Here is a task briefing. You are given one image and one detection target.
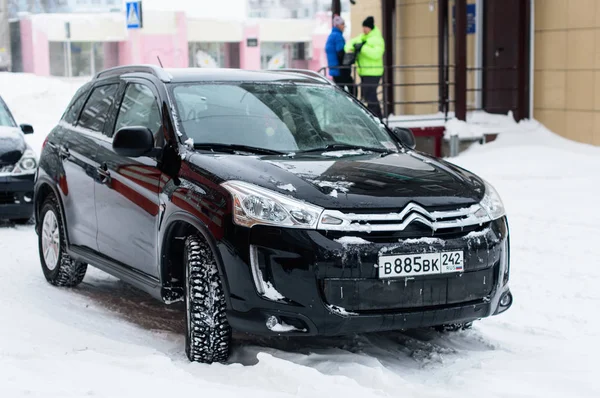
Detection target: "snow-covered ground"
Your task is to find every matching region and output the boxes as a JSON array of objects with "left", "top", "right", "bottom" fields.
[{"left": 1, "top": 73, "right": 599, "bottom": 397}]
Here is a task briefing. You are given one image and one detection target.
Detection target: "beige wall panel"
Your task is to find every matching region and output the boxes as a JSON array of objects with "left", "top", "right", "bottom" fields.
[
  {"left": 568, "top": 0, "right": 596, "bottom": 29},
  {"left": 595, "top": 71, "right": 600, "bottom": 109},
  {"left": 594, "top": 113, "right": 600, "bottom": 144},
  {"left": 567, "top": 29, "right": 595, "bottom": 70},
  {"left": 535, "top": 109, "right": 566, "bottom": 135},
  {"left": 594, "top": 30, "right": 600, "bottom": 68},
  {"left": 400, "top": 37, "right": 436, "bottom": 65},
  {"left": 565, "top": 111, "right": 594, "bottom": 143},
  {"left": 535, "top": 31, "right": 567, "bottom": 70},
  {"left": 536, "top": 0, "right": 567, "bottom": 31},
  {"left": 566, "top": 71, "right": 594, "bottom": 110},
  {"left": 401, "top": 3, "right": 437, "bottom": 39},
  {"left": 534, "top": 71, "right": 566, "bottom": 109},
  {"left": 349, "top": 1, "right": 381, "bottom": 37}
]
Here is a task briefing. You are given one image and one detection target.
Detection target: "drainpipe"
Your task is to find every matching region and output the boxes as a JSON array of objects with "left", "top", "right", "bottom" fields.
[{"left": 454, "top": 0, "right": 467, "bottom": 122}]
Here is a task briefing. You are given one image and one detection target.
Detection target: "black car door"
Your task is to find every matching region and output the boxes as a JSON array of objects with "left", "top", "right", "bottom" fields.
[
  {"left": 94, "top": 79, "right": 163, "bottom": 277},
  {"left": 60, "top": 82, "right": 120, "bottom": 251}
]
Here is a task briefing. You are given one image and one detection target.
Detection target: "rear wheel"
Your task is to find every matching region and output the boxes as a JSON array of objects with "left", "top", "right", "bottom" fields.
[
  {"left": 38, "top": 196, "right": 87, "bottom": 287},
  {"left": 184, "top": 235, "right": 231, "bottom": 363}
]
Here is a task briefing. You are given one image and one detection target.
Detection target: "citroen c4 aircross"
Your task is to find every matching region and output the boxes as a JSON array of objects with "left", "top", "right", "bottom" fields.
[{"left": 33, "top": 65, "right": 512, "bottom": 363}]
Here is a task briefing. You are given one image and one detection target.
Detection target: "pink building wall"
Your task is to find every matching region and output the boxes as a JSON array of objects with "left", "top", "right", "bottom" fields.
[
  {"left": 19, "top": 12, "right": 328, "bottom": 76},
  {"left": 20, "top": 18, "right": 51, "bottom": 76},
  {"left": 240, "top": 25, "right": 260, "bottom": 70},
  {"left": 20, "top": 19, "right": 34, "bottom": 74}
]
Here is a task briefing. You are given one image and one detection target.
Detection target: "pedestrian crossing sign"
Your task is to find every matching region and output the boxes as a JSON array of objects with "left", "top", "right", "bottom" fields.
[{"left": 126, "top": 1, "right": 143, "bottom": 29}]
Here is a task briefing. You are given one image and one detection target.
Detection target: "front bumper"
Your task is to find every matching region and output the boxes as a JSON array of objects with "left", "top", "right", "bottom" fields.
[
  {"left": 219, "top": 216, "right": 512, "bottom": 336},
  {"left": 0, "top": 174, "right": 35, "bottom": 220}
]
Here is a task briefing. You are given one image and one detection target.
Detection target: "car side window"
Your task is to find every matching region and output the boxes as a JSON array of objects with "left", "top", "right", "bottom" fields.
[
  {"left": 114, "top": 83, "right": 162, "bottom": 146},
  {"left": 77, "top": 84, "right": 119, "bottom": 133},
  {"left": 62, "top": 92, "right": 89, "bottom": 125}
]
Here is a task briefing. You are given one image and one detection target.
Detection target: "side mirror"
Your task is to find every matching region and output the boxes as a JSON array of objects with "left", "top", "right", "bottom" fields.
[
  {"left": 20, "top": 124, "right": 34, "bottom": 134},
  {"left": 392, "top": 127, "right": 416, "bottom": 149},
  {"left": 112, "top": 126, "right": 154, "bottom": 158}
]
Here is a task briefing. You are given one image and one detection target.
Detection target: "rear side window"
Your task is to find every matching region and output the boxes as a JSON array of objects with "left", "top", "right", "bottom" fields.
[
  {"left": 0, "top": 98, "right": 16, "bottom": 127},
  {"left": 77, "top": 84, "right": 119, "bottom": 133},
  {"left": 63, "top": 92, "right": 89, "bottom": 125}
]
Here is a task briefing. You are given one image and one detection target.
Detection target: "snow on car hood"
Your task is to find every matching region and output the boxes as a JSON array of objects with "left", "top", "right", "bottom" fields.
[
  {"left": 185, "top": 150, "right": 486, "bottom": 210},
  {"left": 0, "top": 126, "right": 26, "bottom": 166}
]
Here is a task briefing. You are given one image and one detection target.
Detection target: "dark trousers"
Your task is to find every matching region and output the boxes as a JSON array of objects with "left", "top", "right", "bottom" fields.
[
  {"left": 360, "top": 75, "right": 382, "bottom": 118},
  {"left": 333, "top": 74, "right": 357, "bottom": 97}
]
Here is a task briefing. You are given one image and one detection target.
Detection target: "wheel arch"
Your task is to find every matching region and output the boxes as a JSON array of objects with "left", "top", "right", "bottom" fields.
[
  {"left": 34, "top": 179, "right": 69, "bottom": 245},
  {"left": 159, "top": 211, "right": 231, "bottom": 306}
]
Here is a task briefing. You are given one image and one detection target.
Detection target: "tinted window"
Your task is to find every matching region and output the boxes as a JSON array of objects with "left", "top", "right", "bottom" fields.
[
  {"left": 0, "top": 98, "right": 16, "bottom": 127},
  {"left": 78, "top": 84, "right": 119, "bottom": 133},
  {"left": 63, "top": 92, "right": 89, "bottom": 125},
  {"left": 170, "top": 83, "right": 396, "bottom": 153},
  {"left": 114, "top": 83, "right": 162, "bottom": 144}
]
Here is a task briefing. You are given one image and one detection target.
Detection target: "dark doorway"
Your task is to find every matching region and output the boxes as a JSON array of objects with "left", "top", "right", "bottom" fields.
[{"left": 482, "top": 0, "right": 531, "bottom": 120}]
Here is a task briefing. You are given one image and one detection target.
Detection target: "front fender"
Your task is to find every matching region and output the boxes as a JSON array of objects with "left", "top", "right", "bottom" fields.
[{"left": 159, "top": 209, "right": 233, "bottom": 308}]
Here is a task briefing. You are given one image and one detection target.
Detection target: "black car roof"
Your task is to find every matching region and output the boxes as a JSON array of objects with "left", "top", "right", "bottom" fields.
[{"left": 94, "top": 65, "right": 331, "bottom": 85}]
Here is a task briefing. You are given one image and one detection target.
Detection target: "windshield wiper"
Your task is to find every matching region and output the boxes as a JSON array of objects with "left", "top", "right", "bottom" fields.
[
  {"left": 299, "top": 143, "right": 391, "bottom": 154},
  {"left": 193, "top": 143, "right": 285, "bottom": 155}
]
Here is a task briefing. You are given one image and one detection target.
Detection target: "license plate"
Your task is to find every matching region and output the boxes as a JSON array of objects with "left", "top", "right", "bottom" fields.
[{"left": 378, "top": 251, "right": 464, "bottom": 279}]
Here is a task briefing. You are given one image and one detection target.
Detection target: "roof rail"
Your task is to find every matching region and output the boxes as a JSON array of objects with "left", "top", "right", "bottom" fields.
[
  {"left": 266, "top": 68, "right": 334, "bottom": 85},
  {"left": 95, "top": 64, "right": 172, "bottom": 82}
]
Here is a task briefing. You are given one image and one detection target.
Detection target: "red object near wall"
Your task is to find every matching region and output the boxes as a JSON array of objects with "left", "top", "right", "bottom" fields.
[{"left": 408, "top": 126, "right": 445, "bottom": 158}]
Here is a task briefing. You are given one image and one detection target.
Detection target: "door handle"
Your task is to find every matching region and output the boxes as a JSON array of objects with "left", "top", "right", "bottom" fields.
[
  {"left": 59, "top": 145, "right": 70, "bottom": 160},
  {"left": 97, "top": 163, "right": 111, "bottom": 184}
]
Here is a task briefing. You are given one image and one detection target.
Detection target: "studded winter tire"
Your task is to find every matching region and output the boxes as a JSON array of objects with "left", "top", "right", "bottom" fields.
[
  {"left": 38, "top": 196, "right": 87, "bottom": 287},
  {"left": 184, "top": 235, "right": 231, "bottom": 363}
]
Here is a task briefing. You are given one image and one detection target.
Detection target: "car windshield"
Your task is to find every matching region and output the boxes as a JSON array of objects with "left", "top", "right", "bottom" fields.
[
  {"left": 170, "top": 83, "right": 398, "bottom": 154},
  {"left": 0, "top": 99, "right": 16, "bottom": 127}
]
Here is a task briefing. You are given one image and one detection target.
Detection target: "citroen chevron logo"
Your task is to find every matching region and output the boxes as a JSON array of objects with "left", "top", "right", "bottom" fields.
[{"left": 396, "top": 203, "right": 436, "bottom": 230}]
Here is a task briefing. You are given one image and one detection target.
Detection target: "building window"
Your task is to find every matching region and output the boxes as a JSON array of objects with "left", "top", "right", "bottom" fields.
[{"left": 292, "top": 42, "right": 305, "bottom": 60}]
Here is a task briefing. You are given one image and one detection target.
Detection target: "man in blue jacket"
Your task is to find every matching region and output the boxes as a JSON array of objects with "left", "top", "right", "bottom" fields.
[{"left": 325, "top": 15, "right": 356, "bottom": 96}]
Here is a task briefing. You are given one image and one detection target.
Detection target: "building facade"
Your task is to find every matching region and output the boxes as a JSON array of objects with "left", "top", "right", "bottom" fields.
[
  {"left": 348, "top": 0, "right": 600, "bottom": 146},
  {"left": 10, "top": 9, "right": 344, "bottom": 77}
]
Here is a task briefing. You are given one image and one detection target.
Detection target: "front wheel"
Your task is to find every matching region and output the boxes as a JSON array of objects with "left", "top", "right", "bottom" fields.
[
  {"left": 184, "top": 235, "right": 231, "bottom": 363},
  {"left": 38, "top": 196, "right": 87, "bottom": 287}
]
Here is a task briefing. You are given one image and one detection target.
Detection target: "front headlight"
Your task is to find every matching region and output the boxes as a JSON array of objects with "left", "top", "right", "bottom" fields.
[
  {"left": 221, "top": 180, "right": 323, "bottom": 228},
  {"left": 12, "top": 149, "right": 37, "bottom": 175},
  {"left": 480, "top": 180, "right": 505, "bottom": 220}
]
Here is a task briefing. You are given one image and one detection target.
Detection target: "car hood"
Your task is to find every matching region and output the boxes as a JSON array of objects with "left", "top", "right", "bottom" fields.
[
  {"left": 185, "top": 150, "right": 486, "bottom": 210},
  {"left": 0, "top": 126, "right": 26, "bottom": 166}
]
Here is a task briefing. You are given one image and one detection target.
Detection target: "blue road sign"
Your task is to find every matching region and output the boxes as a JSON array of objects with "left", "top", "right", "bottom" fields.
[
  {"left": 126, "top": 1, "right": 143, "bottom": 29},
  {"left": 452, "top": 4, "right": 476, "bottom": 35}
]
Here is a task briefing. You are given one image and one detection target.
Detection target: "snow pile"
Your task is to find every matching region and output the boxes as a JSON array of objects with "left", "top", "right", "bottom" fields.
[
  {"left": 335, "top": 236, "right": 371, "bottom": 245},
  {"left": 388, "top": 110, "right": 522, "bottom": 140}
]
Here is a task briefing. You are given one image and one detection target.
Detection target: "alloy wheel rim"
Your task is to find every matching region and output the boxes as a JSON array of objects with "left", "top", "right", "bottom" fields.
[{"left": 42, "top": 210, "right": 60, "bottom": 271}]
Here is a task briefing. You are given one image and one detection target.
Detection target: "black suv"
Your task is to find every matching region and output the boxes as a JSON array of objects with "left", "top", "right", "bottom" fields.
[
  {"left": 0, "top": 95, "right": 36, "bottom": 223},
  {"left": 34, "top": 65, "right": 512, "bottom": 363}
]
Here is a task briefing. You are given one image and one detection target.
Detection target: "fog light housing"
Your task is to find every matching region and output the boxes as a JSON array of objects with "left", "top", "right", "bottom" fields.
[
  {"left": 266, "top": 316, "right": 279, "bottom": 331},
  {"left": 500, "top": 292, "right": 512, "bottom": 307}
]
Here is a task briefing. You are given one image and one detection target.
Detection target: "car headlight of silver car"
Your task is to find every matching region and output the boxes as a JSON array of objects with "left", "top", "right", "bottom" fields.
[
  {"left": 479, "top": 180, "right": 506, "bottom": 220},
  {"left": 221, "top": 180, "right": 323, "bottom": 228},
  {"left": 12, "top": 149, "right": 37, "bottom": 175}
]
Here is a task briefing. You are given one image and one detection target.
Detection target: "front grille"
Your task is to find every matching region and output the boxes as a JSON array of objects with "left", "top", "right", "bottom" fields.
[
  {"left": 0, "top": 164, "right": 14, "bottom": 174},
  {"left": 317, "top": 202, "right": 489, "bottom": 233},
  {"left": 0, "top": 192, "right": 16, "bottom": 205},
  {"left": 322, "top": 265, "right": 497, "bottom": 313},
  {"left": 320, "top": 222, "right": 488, "bottom": 242}
]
